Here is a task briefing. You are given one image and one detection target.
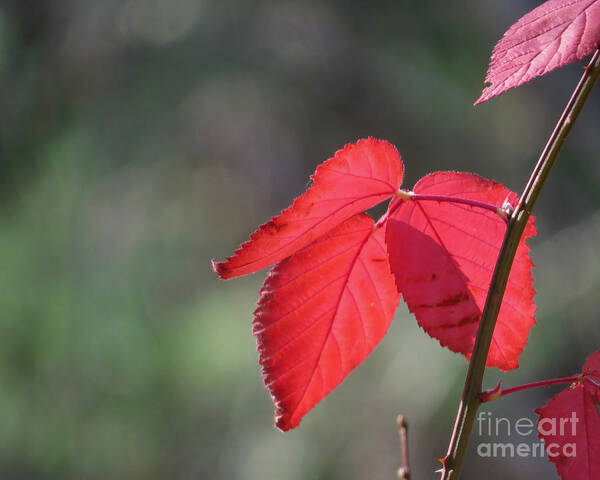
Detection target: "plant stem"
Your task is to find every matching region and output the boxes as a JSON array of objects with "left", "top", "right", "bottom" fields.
[
  {"left": 397, "top": 415, "right": 411, "bottom": 480},
  {"left": 405, "top": 192, "right": 508, "bottom": 222},
  {"left": 375, "top": 191, "right": 508, "bottom": 229},
  {"left": 440, "top": 48, "right": 600, "bottom": 480},
  {"left": 479, "top": 375, "right": 581, "bottom": 403}
]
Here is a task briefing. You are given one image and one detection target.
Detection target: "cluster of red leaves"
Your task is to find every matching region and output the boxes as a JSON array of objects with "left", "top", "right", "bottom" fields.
[
  {"left": 213, "top": 138, "right": 536, "bottom": 431},
  {"left": 213, "top": 0, "right": 600, "bottom": 478}
]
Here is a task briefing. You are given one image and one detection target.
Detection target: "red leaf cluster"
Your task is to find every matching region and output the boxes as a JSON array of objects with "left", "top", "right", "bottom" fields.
[{"left": 213, "top": 139, "right": 536, "bottom": 430}]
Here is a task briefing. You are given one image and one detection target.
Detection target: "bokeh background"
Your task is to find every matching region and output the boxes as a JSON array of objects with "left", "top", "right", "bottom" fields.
[{"left": 1, "top": 1, "right": 599, "bottom": 479}]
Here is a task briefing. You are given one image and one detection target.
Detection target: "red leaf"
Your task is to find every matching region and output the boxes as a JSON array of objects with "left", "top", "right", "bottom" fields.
[
  {"left": 476, "top": 0, "right": 600, "bottom": 104},
  {"left": 536, "top": 351, "right": 600, "bottom": 480},
  {"left": 212, "top": 138, "right": 403, "bottom": 279},
  {"left": 385, "top": 172, "right": 536, "bottom": 370},
  {"left": 254, "top": 213, "right": 400, "bottom": 431}
]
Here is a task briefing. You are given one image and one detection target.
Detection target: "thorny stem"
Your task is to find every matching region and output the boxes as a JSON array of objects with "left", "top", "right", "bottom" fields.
[
  {"left": 441, "top": 48, "right": 600, "bottom": 480},
  {"left": 479, "top": 375, "right": 582, "bottom": 403}
]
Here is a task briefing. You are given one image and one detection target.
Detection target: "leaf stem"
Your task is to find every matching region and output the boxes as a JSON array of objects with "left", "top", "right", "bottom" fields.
[
  {"left": 376, "top": 190, "right": 509, "bottom": 229},
  {"left": 440, "top": 48, "right": 600, "bottom": 480},
  {"left": 479, "top": 375, "right": 582, "bottom": 403},
  {"left": 404, "top": 191, "right": 509, "bottom": 222}
]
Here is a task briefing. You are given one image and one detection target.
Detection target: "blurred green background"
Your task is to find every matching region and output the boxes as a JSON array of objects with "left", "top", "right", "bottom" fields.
[{"left": 1, "top": 1, "right": 599, "bottom": 479}]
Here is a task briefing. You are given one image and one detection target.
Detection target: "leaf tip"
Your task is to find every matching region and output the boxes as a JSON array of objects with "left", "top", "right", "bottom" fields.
[
  {"left": 211, "top": 258, "right": 230, "bottom": 279},
  {"left": 473, "top": 89, "right": 492, "bottom": 106},
  {"left": 274, "top": 408, "right": 297, "bottom": 432}
]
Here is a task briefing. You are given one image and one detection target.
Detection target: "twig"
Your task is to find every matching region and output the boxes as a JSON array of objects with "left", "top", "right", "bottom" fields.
[
  {"left": 479, "top": 375, "right": 582, "bottom": 403},
  {"left": 397, "top": 415, "right": 411, "bottom": 480},
  {"left": 440, "top": 48, "right": 600, "bottom": 480}
]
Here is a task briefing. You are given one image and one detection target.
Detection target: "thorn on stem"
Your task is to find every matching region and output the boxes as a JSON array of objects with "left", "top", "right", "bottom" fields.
[
  {"left": 436, "top": 456, "right": 452, "bottom": 477},
  {"left": 479, "top": 379, "right": 503, "bottom": 403}
]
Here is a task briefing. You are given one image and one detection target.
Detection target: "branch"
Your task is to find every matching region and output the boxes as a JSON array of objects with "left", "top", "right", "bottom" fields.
[
  {"left": 397, "top": 415, "right": 411, "bottom": 480},
  {"left": 440, "top": 48, "right": 600, "bottom": 480}
]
